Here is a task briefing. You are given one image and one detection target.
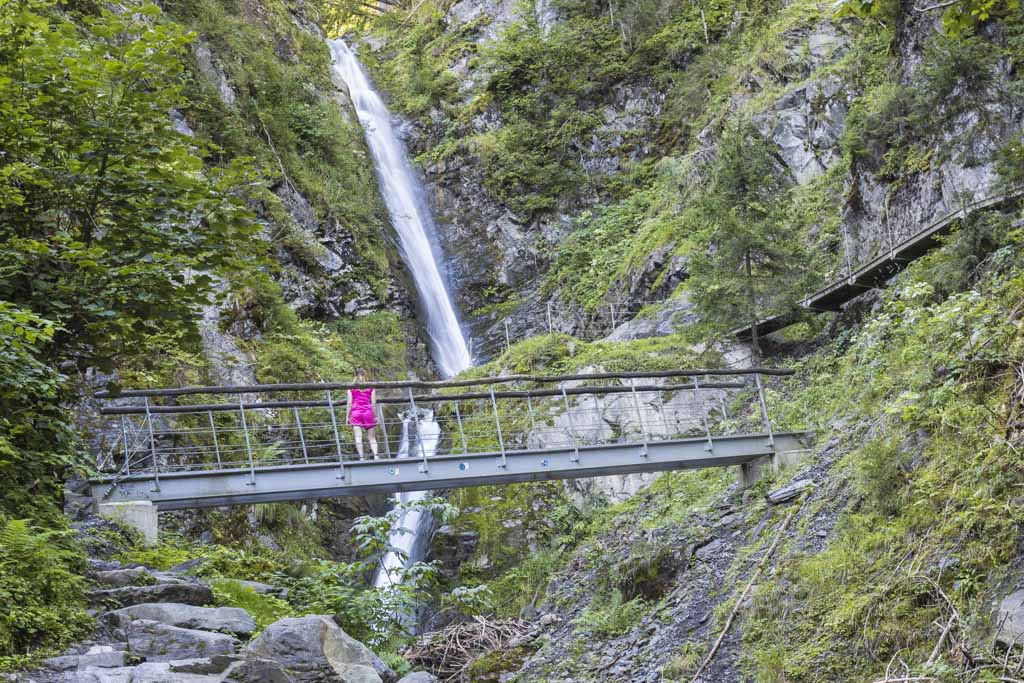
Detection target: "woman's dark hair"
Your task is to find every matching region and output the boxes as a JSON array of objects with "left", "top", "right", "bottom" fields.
[{"left": 354, "top": 367, "right": 369, "bottom": 382}]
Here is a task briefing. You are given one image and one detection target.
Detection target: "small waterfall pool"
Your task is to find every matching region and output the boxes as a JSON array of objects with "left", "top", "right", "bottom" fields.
[{"left": 328, "top": 39, "right": 473, "bottom": 593}]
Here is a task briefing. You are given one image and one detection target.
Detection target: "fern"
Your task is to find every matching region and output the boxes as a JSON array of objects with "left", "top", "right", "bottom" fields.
[{"left": 0, "top": 517, "right": 92, "bottom": 670}]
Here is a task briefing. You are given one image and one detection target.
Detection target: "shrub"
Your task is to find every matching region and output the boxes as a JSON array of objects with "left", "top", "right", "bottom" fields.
[{"left": 211, "top": 579, "right": 294, "bottom": 636}]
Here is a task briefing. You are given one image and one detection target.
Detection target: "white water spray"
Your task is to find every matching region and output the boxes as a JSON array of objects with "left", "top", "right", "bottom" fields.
[{"left": 329, "top": 39, "right": 472, "bottom": 591}]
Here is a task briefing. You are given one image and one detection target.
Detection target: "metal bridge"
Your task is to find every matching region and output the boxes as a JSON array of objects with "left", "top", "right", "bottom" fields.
[
  {"left": 733, "top": 188, "right": 1024, "bottom": 341},
  {"left": 89, "top": 368, "right": 810, "bottom": 510}
]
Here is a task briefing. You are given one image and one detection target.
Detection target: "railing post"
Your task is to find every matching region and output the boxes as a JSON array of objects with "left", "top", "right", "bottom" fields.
[
  {"left": 489, "top": 385, "right": 507, "bottom": 468},
  {"left": 293, "top": 407, "right": 309, "bottom": 463},
  {"left": 629, "top": 378, "right": 649, "bottom": 458},
  {"left": 693, "top": 377, "right": 714, "bottom": 452},
  {"left": 408, "top": 387, "right": 430, "bottom": 473},
  {"left": 144, "top": 398, "right": 160, "bottom": 491},
  {"left": 504, "top": 319, "right": 511, "bottom": 354},
  {"left": 546, "top": 301, "right": 553, "bottom": 334},
  {"left": 454, "top": 400, "right": 468, "bottom": 455},
  {"left": 526, "top": 394, "right": 538, "bottom": 435},
  {"left": 377, "top": 404, "right": 392, "bottom": 459},
  {"left": 656, "top": 389, "right": 671, "bottom": 438},
  {"left": 841, "top": 222, "right": 854, "bottom": 284},
  {"left": 609, "top": 303, "right": 617, "bottom": 330},
  {"left": 560, "top": 382, "right": 580, "bottom": 463},
  {"left": 326, "top": 390, "right": 346, "bottom": 479},
  {"left": 120, "top": 416, "right": 131, "bottom": 475},
  {"left": 238, "top": 396, "right": 256, "bottom": 485},
  {"left": 755, "top": 373, "right": 775, "bottom": 448},
  {"left": 208, "top": 410, "right": 222, "bottom": 468}
]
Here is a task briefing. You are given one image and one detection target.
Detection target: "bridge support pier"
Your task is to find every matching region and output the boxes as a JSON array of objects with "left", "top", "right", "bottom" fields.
[
  {"left": 738, "top": 448, "right": 810, "bottom": 489},
  {"left": 97, "top": 501, "right": 158, "bottom": 546}
]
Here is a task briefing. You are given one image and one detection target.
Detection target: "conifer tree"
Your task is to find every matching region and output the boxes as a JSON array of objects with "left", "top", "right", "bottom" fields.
[{"left": 687, "top": 120, "right": 805, "bottom": 359}]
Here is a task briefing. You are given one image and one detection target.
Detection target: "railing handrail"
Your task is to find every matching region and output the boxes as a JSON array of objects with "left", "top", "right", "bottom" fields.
[
  {"left": 95, "top": 367, "right": 795, "bottom": 399},
  {"left": 99, "top": 381, "right": 750, "bottom": 415}
]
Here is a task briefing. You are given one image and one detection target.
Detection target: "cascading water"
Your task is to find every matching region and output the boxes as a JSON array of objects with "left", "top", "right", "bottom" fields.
[{"left": 328, "top": 39, "right": 473, "bottom": 591}]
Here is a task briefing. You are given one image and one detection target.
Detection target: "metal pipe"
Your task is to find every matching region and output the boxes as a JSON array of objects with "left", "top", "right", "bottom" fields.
[
  {"left": 504, "top": 320, "right": 511, "bottom": 354},
  {"left": 293, "top": 407, "right": 309, "bottom": 463},
  {"left": 96, "top": 368, "right": 795, "bottom": 399},
  {"left": 238, "top": 397, "right": 256, "bottom": 485},
  {"left": 560, "top": 383, "right": 579, "bottom": 463},
  {"left": 526, "top": 394, "right": 537, "bottom": 435},
  {"left": 326, "top": 390, "right": 346, "bottom": 479},
  {"left": 489, "top": 385, "right": 507, "bottom": 468},
  {"left": 454, "top": 401, "right": 468, "bottom": 455},
  {"left": 208, "top": 411, "right": 222, "bottom": 468},
  {"left": 101, "top": 381, "right": 749, "bottom": 415}
]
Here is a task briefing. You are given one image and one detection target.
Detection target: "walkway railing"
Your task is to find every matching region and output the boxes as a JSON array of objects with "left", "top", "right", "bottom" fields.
[{"left": 92, "top": 368, "right": 798, "bottom": 506}]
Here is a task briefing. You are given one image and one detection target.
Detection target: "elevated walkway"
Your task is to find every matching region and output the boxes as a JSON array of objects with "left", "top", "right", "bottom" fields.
[
  {"left": 89, "top": 368, "right": 810, "bottom": 510},
  {"left": 734, "top": 189, "right": 1023, "bottom": 341}
]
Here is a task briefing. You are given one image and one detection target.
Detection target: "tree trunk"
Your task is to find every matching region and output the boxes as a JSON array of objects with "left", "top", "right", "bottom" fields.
[{"left": 745, "top": 249, "right": 761, "bottom": 363}]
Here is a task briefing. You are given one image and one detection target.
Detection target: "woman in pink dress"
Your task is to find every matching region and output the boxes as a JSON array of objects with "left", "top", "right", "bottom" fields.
[{"left": 345, "top": 368, "right": 379, "bottom": 460}]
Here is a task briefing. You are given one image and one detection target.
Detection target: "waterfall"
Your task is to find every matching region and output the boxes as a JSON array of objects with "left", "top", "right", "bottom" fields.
[{"left": 328, "top": 39, "right": 473, "bottom": 591}]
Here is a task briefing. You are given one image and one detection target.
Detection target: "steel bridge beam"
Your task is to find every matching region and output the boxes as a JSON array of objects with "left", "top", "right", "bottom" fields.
[{"left": 90, "top": 432, "right": 809, "bottom": 510}]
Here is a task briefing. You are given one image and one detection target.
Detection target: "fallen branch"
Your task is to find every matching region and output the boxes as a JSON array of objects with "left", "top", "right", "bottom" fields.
[{"left": 689, "top": 499, "right": 802, "bottom": 682}]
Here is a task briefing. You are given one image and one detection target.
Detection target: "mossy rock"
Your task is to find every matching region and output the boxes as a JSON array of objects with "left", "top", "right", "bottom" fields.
[
  {"left": 464, "top": 643, "right": 537, "bottom": 682},
  {"left": 615, "top": 542, "right": 689, "bottom": 602}
]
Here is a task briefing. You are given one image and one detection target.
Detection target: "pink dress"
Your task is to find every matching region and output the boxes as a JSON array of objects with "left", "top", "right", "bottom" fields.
[{"left": 348, "top": 388, "right": 376, "bottom": 428}]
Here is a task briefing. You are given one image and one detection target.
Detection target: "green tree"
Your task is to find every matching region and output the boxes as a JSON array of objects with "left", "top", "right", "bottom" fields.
[
  {"left": 687, "top": 120, "right": 805, "bottom": 358},
  {"left": 0, "top": 0, "right": 259, "bottom": 373}
]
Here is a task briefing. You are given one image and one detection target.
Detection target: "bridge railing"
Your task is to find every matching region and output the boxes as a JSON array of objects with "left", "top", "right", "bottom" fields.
[{"left": 93, "top": 368, "right": 794, "bottom": 484}]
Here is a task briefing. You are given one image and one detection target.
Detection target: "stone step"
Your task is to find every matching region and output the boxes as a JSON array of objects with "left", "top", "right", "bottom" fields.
[
  {"left": 91, "top": 583, "right": 214, "bottom": 609},
  {"left": 125, "top": 620, "right": 240, "bottom": 662},
  {"left": 107, "top": 603, "right": 255, "bottom": 637}
]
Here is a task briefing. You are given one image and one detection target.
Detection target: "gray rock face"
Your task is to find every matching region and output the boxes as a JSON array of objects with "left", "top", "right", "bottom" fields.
[
  {"left": 66, "top": 662, "right": 224, "bottom": 682},
  {"left": 125, "top": 620, "right": 240, "bottom": 662},
  {"left": 996, "top": 589, "right": 1024, "bottom": 646},
  {"left": 110, "top": 603, "right": 256, "bottom": 636},
  {"left": 248, "top": 616, "right": 391, "bottom": 683},
  {"left": 92, "top": 583, "right": 214, "bottom": 609},
  {"left": 222, "top": 657, "right": 296, "bottom": 682}
]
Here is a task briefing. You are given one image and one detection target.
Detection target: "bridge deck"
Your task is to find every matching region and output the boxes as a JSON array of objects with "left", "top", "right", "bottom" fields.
[{"left": 90, "top": 432, "right": 808, "bottom": 509}]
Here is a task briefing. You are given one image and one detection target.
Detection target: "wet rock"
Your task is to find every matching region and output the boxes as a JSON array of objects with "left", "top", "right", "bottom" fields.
[
  {"left": 109, "top": 603, "right": 256, "bottom": 636},
  {"left": 248, "top": 616, "right": 393, "bottom": 683},
  {"left": 126, "top": 620, "right": 240, "bottom": 661},
  {"left": 168, "top": 656, "right": 241, "bottom": 675},
  {"left": 92, "top": 583, "right": 214, "bottom": 609}
]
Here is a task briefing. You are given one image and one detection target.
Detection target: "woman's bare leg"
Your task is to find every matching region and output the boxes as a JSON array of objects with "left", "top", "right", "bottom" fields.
[
  {"left": 353, "top": 426, "right": 364, "bottom": 458},
  {"left": 367, "top": 426, "right": 379, "bottom": 458}
]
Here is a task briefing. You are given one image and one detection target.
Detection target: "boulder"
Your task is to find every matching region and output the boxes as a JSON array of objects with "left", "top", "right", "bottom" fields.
[
  {"left": 92, "top": 583, "right": 214, "bottom": 609},
  {"left": 396, "top": 674, "right": 438, "bottom": 683},
  {"left": 109, "top": 603, "right": 256, "bottom": 636},
  {"left": 93, "top": 568, "right": 154, "bottom": 588},
  {"left": 222, "top": 657, "right": 296, "bottom": 682},
  {"left": 168, "top": 656, "right": 241, "bottom": 674},
  {"left": 996, "top": 589, "right": 1024, "bottom": 646},
  {"left": 248, "top": 616, "right": 394, "bottom": 683},
  {"left": 126, "top": 620, "right": 239, "bottom": 661}
]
